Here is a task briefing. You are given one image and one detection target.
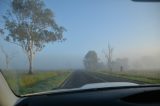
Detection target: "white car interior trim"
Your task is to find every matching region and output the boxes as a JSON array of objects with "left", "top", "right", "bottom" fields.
[{"left": 0, "top": 72, "right": 18, "bottom": 106}]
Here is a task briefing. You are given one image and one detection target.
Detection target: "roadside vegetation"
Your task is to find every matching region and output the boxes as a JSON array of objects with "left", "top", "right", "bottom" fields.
[
  {"left": 98, "top": 70, "right": 160, "bottom": 84},
  {"left": 2, "top": 70, "right": 71, "bottom": 95}
]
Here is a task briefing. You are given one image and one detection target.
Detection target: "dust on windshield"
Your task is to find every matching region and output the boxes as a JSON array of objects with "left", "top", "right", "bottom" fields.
[{"left": 0, "top": 0, "right": 160, "bottom": 95}]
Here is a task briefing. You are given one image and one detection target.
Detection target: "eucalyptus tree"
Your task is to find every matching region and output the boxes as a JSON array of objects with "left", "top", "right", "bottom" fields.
[{"left": 2, "top": 0, "right": 65, "bottom": 74}]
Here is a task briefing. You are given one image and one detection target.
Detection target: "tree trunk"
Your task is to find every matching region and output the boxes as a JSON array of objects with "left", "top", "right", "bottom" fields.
[
  {"left": 28, "top": 48, "right": 33, "bottom": 75},
  {"left": 28, "top": 58, "right": 32, "bottom": 74}
]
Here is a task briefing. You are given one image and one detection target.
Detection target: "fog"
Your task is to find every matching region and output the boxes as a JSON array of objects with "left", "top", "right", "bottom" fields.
[
  {"left": 130, "top": 55, "right": 160, "bottom": 70},
  {"left": 0, "top": 47, "right": 160, "bottom": 71},
  {"left": 0, "top": 0, "right": 160, "bottom": 71}
]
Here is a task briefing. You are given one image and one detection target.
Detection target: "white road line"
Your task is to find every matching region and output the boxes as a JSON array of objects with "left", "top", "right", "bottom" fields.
[{"left": 60, "top": 72, "right": 73, "bottom": 88}]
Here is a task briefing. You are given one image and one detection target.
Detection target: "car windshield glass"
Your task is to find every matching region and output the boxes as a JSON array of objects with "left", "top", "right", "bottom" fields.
[{"left": 0, "top": 0, "right": 160, "bottom": 96}]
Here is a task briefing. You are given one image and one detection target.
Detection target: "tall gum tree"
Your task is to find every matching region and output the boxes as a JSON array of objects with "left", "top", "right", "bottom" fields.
[{"left": 1, "top": 0, "right": 66, "bottom": 74}]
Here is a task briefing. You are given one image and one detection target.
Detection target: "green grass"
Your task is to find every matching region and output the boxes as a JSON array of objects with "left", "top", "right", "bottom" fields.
[
  {"left": 2, "top": 70, "right": 72, "bottom": 95},
  {"left": 97, "top": 70, "right": 160, "bottom": 84}
]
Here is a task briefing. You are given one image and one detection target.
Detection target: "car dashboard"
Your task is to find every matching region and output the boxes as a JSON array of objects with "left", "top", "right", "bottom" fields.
[{"left": 15, "top": 86, "right": 160, "bottom": 106}]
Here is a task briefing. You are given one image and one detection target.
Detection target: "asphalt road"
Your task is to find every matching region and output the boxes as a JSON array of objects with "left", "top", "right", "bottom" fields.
[{"left": 60, "top": 71, "right": 143, "bottom": 89}]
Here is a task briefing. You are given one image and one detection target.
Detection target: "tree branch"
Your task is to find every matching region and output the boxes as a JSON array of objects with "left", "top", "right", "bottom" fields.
[{"left": 6, "top": 40, "right": 22, "bottom": 47}]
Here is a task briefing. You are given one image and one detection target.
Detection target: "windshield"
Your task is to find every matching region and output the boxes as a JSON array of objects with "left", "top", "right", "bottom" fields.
[{"left": 0, "top": 0, "right": 160, "bottom": 96}]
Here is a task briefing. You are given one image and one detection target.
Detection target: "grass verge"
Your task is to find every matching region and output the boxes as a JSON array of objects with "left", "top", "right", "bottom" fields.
[
  {"left": 97, "top": 70, "right": 160, "bottom": 84},
  {"left": 2, "top": 70, "right": 72, "bottom": 95}
]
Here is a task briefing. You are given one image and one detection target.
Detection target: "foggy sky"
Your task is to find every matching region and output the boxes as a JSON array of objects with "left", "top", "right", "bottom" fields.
[{"left": 0, "top": 0, "right": 160, "bottom": 71}]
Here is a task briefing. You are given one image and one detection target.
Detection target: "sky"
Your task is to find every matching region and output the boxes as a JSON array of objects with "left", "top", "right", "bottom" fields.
[{"left": 0, "top": 0, "right": 160, "bottom": 70}]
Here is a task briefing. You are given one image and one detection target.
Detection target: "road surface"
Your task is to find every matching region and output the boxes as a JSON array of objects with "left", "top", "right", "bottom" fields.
[{"left": 60, "top": 71, "right": 143, "bottom": 89}]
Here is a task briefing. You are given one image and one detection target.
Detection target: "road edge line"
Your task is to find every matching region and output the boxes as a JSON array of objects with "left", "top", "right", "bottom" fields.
[{"left": 58, "top": 71, "right": 73, "bottom": 88}]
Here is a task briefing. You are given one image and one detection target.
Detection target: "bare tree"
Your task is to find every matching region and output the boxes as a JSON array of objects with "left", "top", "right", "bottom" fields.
[
  {"left": 0, "top": 45, "right": 14, "bottom": 71},
  {"left": 103, "top": 43, "right": 113, "bottom": 71}
]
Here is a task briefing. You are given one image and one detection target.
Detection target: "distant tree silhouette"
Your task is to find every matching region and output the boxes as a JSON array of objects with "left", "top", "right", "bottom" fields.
[
  {"left": 0, "top": 45, "right": 14, "bottom": 71},
  {"left": 120, "top": 66, "right": 123, "bottom": 72},
  {"left": 83, "top": 50, "right": 98, "bottom": 71}
]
